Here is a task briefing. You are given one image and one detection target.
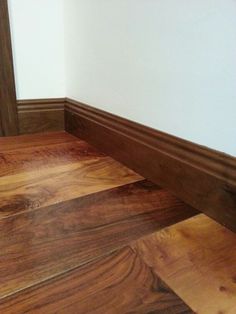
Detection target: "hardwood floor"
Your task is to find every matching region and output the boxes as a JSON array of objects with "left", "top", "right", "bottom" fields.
[
  {"left": 0, "top": 131, "right": 235, "bottom": 313},
  {"left": 0, "top": 133, "right": 142, "bottom": 218},
  {"left": 0, "top": 247, "right": 192, "bottom": 314},
  {"left": 134, "top": 214, "right": 236, "bottom": 314}
]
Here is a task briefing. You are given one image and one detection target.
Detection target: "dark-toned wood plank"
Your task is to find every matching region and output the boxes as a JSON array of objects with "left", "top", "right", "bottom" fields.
[
  {"left": 0, "top": 140, "right": 105, "bottom": 177},
  {"left": 0, "top": 246, "right": 193, "bottom": 314},
  {"left": 134, "top": 214, "right": 236, "bottom": 314},
  {"left": 0, "top": 114, "right": 3, "bottom": 136},
  {"left": 18, "top": 109, "right": 64, "bottom": 135},
  {"left": 1, "top": 179, "right": 195, "bottom": 224},
  {"left": 0, "top": 0, "right": 18, "bottom": 136},
  {"left": 17, "top": 98, "right": 65, "bottom": 135},
  {"left": 0, "top": 131, "right": 77, "bottom": 152},
  {"left": 65, "top": 98, "right": 236, "bottom": 232},
  {"left": 0, "top": 157, "right": 142, "bottom": 218},
  {"left": 0, "top": 180, "right": 197, "bottom": 299}
]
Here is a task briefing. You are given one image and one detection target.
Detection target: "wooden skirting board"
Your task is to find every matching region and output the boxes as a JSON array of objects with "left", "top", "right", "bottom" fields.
[
  {"left": 64, "top": 98, "right": 236, "bottom": 232},
  {"left": 17, "top": 98, "right": 65, "bottom": 134}
]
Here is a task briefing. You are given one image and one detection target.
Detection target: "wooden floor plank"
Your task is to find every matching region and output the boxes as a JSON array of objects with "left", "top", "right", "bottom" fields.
[
  {"left": 0, "top": 180, "right": 197, "bottom": 299},
  {"left": 0, "top": 246, "right": 193, "bottom": 314},
  {"left": 0, "top": 157, "right": 142, "bottom": 218},
  {"left": 0, "top": 140, "right": 105, "bottom": 177},
  {"left": 134, "top": 214, "right": 236, "bottom": 314},
  {"left": 0, "top": 131, "right": 77, "bottom": 152}
]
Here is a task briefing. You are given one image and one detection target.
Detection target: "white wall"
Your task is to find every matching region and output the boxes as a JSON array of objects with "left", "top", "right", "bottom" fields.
[
  {"left": 7, "top": 0, "right": 236, "bottom": 155},
  {"left": 8, "top": 0, "right": 65, "bottom": 99},
  {"left": 64, "top": 0, "right": 236, "bottom": 156}
]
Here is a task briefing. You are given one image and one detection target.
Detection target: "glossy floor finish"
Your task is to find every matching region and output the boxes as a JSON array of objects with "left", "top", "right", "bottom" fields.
[
  {"left": 0, "top": 131, "right": 235, "bottom": 313},
  {"left": 134, "top": 214, "right": 236, "bottom": 314}
]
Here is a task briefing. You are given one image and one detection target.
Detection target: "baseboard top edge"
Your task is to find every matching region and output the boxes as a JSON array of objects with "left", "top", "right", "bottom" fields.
[
  {"left": 17, "top": 98, "right": 66, "bottom": 105},
  {"left": 17, "top": 98, "right": 66, "bottom": 111}
]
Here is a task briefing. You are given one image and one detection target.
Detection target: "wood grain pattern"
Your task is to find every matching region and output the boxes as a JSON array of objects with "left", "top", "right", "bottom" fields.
[
  {"left": 4, "top": 130, "right": 234, "bottom": 313},
  {"left": 134, "top": 214, "right": 236, "bottom": 314},
  {"left": 0, "top": 0, "right": 18, "bottom": 136},
  {"left": 0, "top": 131, "right": 77, "bottom": 152},
  {"left": 65, "top": 98, "right": 236, "bottom": 232},
  {"left": 0, "top": 140, "right": 105, "bottom": 176},
  {"left": 17, "top": 99, "right": 65, "bottom": 134},
  {"left": 0, "top": 157, "right": 141, "bottom": 218},
  {"left": 0, "top": 246, "right": 193, "bottom": 314},
  {"left": 0, "top": 131, "right": 142, "bottom": 217},
  {"left": 0, "top": 179, "right": 197, "bottom": 299},
  {"left": 0, "top": 133, "right": 142, "bottom": 218}
]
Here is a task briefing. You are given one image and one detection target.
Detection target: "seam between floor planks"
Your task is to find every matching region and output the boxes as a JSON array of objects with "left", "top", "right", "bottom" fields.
[{"left": 0, "top": 240, "right": 194, "bottom": 313}]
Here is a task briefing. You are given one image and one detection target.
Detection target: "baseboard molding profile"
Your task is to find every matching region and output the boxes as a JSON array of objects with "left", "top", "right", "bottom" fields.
[
  {"left": 17, "top": 98, "right": 65, "bottom": 134},
  {"left": 65, "top": 98, "right": 236, "bottom": 232}
]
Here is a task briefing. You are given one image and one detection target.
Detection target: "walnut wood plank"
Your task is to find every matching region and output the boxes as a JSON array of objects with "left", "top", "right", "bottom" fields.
[
  {"left": 0, "top": 140, "right": 105, "bottom": 177},
  {"left": 0, "top": 131, "right": 142, "bottom": 217},
  {"left": 0, "top": 246, "right": 193, "bottom": 314},
  {"left": 0, "top": 157, "right": 142, "bottom": 218},
  {"left": 0, "top": 180, "right": 197, "bottom": 299},
  {"left": 0, "top": 131, "right": 77, "bottom": 152},
  {"left": 134, "top": 214, "right": 236, "bottom": 314}
]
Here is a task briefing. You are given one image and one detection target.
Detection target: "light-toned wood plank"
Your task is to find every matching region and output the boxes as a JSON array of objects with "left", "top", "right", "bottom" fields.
[
  {"left": 0, "top": 246, "right": 193, "bottom": 314},
  {"left": 134, "top": 214, "right": 236, "bottom": 314}
]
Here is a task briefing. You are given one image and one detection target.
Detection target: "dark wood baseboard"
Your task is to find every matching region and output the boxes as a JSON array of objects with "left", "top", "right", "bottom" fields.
[
  {"left": 65, "top": 98, "right": 236, "bottom": 232},
  {"left": 17, "top": 98, "right": 65, "bottom": 134}
]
